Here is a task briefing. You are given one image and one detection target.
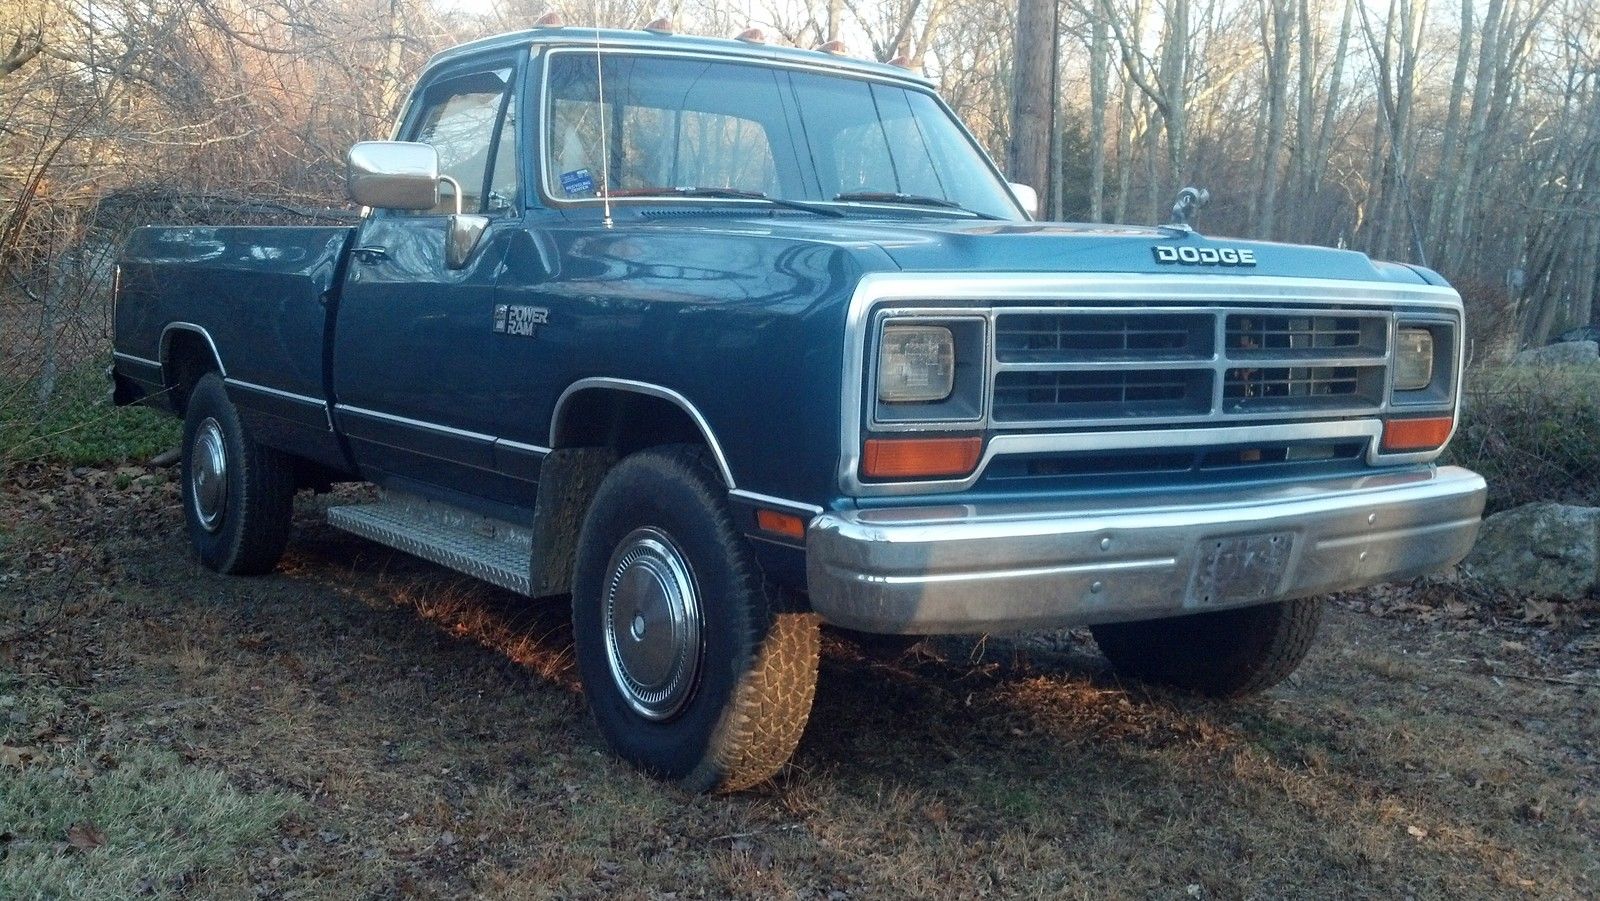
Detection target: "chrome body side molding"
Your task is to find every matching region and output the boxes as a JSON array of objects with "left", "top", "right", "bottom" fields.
[
  {"left": 727, "top": 489, "right": 825, "bottom": 518},
  {"left": 112, "top": 350, "right": 162, "bottom": 370},
  {"left": 226, "top": 378, "right": 325, "bottom": 408}
]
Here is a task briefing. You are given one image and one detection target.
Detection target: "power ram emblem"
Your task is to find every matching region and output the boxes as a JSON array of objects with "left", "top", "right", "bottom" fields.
[
  {"left": 1152, "top": 245, "right": 1257, "bottom": 266},
  {"left": 493, "top": 304, "right": 550, "bottom": 336}
]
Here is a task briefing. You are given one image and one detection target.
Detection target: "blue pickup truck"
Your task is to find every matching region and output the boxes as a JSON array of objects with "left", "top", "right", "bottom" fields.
[{"left": 111, "top": 25, "right": 1486, "bottom": 792}]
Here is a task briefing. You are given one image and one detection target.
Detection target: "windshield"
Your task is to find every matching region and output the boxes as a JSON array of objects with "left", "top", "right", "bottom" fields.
[{"left": 543, "top": 52, "right": 1022, "bottom": 219}]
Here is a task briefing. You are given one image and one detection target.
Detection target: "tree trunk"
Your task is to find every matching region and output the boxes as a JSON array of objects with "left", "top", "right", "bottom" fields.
[
  {"left": 1088, "top": 3, "right": 1109, "bottom": 221},
  {"left": 1442, "top": 0, "right": 1507, "bottom": 271},
  {"left": 1256, "top": 0, "right": 1292, "bottom": 239},
  {"left": 1007, "top": 0, "right": 1056, "bottom": 200},
  {"left": 1424, "top": 0, "right": 1474, "bottom": 254}
]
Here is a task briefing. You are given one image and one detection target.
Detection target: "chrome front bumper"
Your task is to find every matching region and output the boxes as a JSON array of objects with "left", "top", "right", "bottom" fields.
[{"left": 806, "top": 466, "right": 1486, "bottom": 635}]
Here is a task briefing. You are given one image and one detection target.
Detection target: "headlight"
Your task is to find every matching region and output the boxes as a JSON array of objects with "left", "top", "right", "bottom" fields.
[
  {"left": 878, "top": 325, "right": 955, "bottom": 403},
  {"left": 1394, "top": 328, "right": 1434, "bottom": 391}
]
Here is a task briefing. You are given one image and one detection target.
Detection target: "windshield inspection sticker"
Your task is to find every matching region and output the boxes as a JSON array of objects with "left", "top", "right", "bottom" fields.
[{"left": 560, "top": 168, "right": 596, "bottom": 196}]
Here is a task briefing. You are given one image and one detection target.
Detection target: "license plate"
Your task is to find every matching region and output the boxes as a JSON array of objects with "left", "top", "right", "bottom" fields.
[{"left": 1186, "top": 532, "right": 1294, "bottom": 608}]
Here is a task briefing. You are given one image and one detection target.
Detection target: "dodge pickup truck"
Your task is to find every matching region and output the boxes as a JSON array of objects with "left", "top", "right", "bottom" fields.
[{"left": 111, "top": 24, "right": 1487, "bottom": 792}]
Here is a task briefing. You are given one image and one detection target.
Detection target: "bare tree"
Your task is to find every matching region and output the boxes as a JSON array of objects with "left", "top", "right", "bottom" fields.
[{"left": 1007, "top": 0, "right": 1055, "bottom": 199}]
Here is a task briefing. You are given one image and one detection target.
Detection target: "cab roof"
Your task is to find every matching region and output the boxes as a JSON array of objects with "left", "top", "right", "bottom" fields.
[{"left": 427, "top": 26, "right": 934, "bottom": 87}]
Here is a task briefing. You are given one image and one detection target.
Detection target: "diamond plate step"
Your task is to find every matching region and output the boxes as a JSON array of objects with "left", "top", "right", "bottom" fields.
[{"left": 327, "top": 492, "right": 532, "bottom": 595}]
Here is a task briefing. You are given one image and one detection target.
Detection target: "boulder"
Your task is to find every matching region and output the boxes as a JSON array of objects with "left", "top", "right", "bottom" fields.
[
  {"left": 1459, "top": 502, "right": 1600, "bottom": 600},
  {"left": 1513, "top": 340, "right": 1599, "bottom": 365}
]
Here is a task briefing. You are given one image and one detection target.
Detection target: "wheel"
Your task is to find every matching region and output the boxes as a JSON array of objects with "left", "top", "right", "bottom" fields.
[
  {"left": 571, "top": 445, "right": 820, "bottom": 793},
  {"left": 1089, "top": 598, "right": 1323, "bottom": 698},
  {"left": 180, "top": 373, "right": 295, "bottom": 575}
]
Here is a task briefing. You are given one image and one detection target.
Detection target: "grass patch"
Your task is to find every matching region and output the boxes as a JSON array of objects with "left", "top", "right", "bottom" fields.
[
  {"left": 0, "top": 682, "right": 299, "bottom": 900},
  {"left": 1, "top": 363, "right": 177, "bottom": 469},
  {"left": 1445, "top": 364, "right": 1600, "bottom": 514}
]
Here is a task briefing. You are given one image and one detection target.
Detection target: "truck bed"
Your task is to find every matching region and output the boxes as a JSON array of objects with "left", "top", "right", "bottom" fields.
[{"left": 113, "top": 224, "right": 355, "bottom": 468}]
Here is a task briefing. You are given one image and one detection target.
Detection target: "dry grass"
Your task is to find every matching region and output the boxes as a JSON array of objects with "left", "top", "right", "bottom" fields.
[{"left": 1, "top": 463, "right": 1597, "bottom": 898}]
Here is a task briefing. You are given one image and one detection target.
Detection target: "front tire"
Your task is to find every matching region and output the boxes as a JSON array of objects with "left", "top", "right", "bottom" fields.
[
  {"left": 180, "top": 373, "right": 295, "bottom": 575},
  {"left": 1090, "top": 598, "right": 1323, "bottom": 698},
  {"left": 572, "top": 446, "right": 820, "bottom": 793}
]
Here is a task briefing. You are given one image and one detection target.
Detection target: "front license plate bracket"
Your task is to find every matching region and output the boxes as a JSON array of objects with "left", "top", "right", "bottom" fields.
[{"left": 1186, "top": 532, "right": 1294, "bottom": 609}]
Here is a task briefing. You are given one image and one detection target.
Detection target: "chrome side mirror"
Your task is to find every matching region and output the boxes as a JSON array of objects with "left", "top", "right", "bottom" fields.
[
  {"left": 1007, "top": 182, "right": 1039, "bottom": 218},
  {"left": 346, "top": 141, "right": 440, "bottom": 210},
  {"left": 346, "top": 141, "right": 488, "bottom": 270},
  {"left": 446, "top": 211, "right": 489, "bottom": 270}
]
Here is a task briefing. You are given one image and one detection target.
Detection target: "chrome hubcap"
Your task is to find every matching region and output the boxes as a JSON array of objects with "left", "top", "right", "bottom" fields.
[
  {"left": 602, "top": 527, "right": 703, "bottom": 721},
  {"left": 190, "top": 417, "right": 228, "bottom": 532}
]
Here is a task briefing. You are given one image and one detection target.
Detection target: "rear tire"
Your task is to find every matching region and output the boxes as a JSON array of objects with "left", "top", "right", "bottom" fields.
[
  {"left": 1090, "top": 598, "right": 1323, "bottom": 698},
  {"left": 571, "top": 445, "right": 820, "bottom": 793},
  {"left": 180, "top": 373, "right": 295, "bottom": 575}
]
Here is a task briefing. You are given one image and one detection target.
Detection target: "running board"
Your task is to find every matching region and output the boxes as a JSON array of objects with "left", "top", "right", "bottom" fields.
[{"left": 327, "top": 491, "right": 532, "bottom": 595}]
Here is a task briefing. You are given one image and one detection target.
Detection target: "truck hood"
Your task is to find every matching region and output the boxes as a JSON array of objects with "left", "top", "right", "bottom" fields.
[
  {"left": 860, "top": 219, "right": 1425, "bottom": 283},
  {"left": 640, "top": 215, "right": 1430, "bottom": 285}
]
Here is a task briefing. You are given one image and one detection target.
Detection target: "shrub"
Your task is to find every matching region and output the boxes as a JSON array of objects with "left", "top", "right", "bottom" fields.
[
  {"left": 1, "top": 362, "right": 177, "bottom": 471},
  {"left": 1444, "top": 365, "right": 1600, "bottom": 513}
]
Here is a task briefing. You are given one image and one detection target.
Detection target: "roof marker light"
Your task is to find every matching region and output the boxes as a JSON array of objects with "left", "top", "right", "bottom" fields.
[
  {"left": 887, "top": 55, "right": 916, "bottom": 70},
  {"left": 534, "top": 11, "right": 564, "bottom": 28},
  {"left": 814, "top": 40, "right": 849, "bottom": 55},
  {"left": 735, "top": 27, "right": 767, "bottom": 43},
  {"left": 643, "top": 17, "right": 674, "bottom": 35}
]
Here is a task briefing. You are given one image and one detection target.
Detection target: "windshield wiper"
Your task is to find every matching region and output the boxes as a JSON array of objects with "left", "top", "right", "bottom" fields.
[
  {"left": 832, "top": 191, "right": 1003, "bottom": 220},
  {"left": 652, "top": 187, "right": 844, "bottom": 217}
]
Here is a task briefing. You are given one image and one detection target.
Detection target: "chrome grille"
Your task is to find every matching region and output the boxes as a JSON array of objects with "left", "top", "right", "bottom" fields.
[{"left": 989, "top": 307, "right": 1391, "bottom": 427}]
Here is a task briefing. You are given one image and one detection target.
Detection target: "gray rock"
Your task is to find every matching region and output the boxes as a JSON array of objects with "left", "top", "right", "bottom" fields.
[
  {"left": 1460, "top": 502, "right": 1600, "bottom": 599},
  {"left": 1513, "top": 340, "right": 1599, "bottom": 365}
]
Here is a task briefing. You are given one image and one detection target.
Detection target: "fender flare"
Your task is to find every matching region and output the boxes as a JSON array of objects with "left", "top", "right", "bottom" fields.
[
  {"left": 548, "top": 377, "right": 736, "bottom": 488},
  {"left": 158, "top": 322, "right": 227, "bottom": 380}
]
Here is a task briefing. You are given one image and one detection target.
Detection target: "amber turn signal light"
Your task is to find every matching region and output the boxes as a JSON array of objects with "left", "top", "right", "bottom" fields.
[
  {"left": 862, "top": 436, "right": 983, "bottom": 479},
  {"left": 1381, "top": 415, "right": 1454, "bottom": 452},
  {"left": 755, "top": 509, "right": 807, "bottom": 540}
]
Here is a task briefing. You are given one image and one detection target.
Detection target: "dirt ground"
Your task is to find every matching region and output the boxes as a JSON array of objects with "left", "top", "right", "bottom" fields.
[{"left": 2, "top": 462, "right": 1598, "bottom": 899}]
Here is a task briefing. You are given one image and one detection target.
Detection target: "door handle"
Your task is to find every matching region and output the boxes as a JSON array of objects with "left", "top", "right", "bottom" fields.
[{"left": 352, "top": 245, "right": 388, "bottom": 263}]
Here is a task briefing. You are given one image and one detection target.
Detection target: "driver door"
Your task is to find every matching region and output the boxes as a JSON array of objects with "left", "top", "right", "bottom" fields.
[{"left": 333, "top": 60, "right": 527, "bottom": 507}]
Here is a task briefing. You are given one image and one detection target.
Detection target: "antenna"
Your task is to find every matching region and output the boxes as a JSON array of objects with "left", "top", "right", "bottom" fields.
[{"left": 593, "top": 27, "right": 612, "bottom": 228}]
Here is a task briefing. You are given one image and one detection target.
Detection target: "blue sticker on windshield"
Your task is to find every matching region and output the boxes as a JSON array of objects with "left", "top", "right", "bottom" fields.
[{"left": 560, "top": 168, "right": 595, "bottom": 196}]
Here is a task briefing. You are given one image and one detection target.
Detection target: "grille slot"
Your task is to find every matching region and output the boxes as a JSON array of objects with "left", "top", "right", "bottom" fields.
[
  {"left": 1225, "top": 313, "right": 1385, "bottom": 359},
  {"left": 996, "top": 313, "right": 1213, "bottom": 363},
  {"left": 1223, "top": 365, "right": 1384, "bottom": 412},
  {"left": 994, "top": 369, "right": 1212, "bottom": 422}
]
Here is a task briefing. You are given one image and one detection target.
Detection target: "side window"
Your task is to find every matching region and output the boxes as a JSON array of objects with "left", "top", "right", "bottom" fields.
[{"left": 404, "top": 67, "right": 516, "bottom": 215}]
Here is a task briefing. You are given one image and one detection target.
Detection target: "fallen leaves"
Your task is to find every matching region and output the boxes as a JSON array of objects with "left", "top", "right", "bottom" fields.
[
  {"left": 1522, "top": 600, "right": 1560, "bottom": 625},
  {"left": 1, "top": 744, "right": 42, "bottom": 768},
  {"left": 65, "top": 821, "right": 107, "bottom": 852}
]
